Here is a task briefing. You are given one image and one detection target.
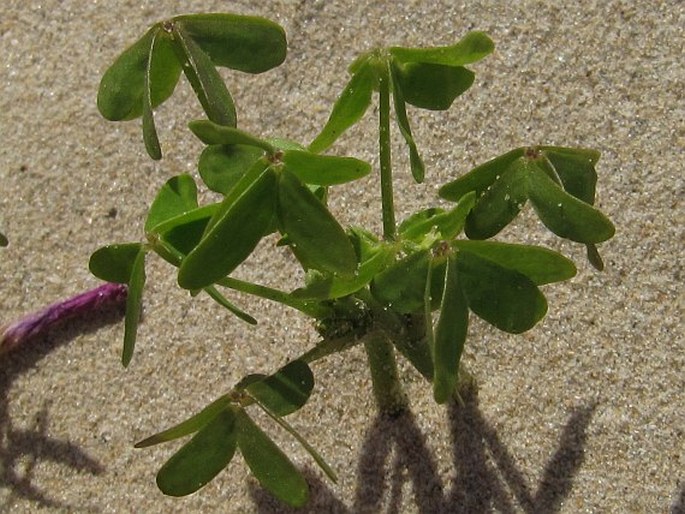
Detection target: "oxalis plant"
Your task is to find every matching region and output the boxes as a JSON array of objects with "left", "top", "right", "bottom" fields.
[{"left": 52, "top": 12, "right": 613, "bottom": 507}]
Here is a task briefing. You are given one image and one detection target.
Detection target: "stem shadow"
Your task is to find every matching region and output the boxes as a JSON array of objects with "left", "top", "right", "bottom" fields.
[
  {"left": 0, "top": 301, "right": 124, "bottom": 512},
  {"left": 250, "top": 390, "right": 596, "bottom": 513}
]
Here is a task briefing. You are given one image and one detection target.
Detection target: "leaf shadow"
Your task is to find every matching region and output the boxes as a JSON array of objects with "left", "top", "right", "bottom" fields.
[
  {"left": 250, "top": 389, "right": 596, "bottom": 513},
  {"left": 0, "top": 301, "right": 124, "bottom": 512}
]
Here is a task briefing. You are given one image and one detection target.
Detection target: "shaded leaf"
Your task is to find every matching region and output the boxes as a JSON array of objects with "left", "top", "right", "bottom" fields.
[
  {"left": 456, "top": 250, "right": 547, "bottom": 334},
  {"left": 309, "top": 59, "right": 375, "bottom": 153},
  {"left": 390, "top": 62, "right": 425, "bottom": 182},
  {"left": 236, "top": 409, "right": 309, "bottom": 507},
  {"left": 245, "top": 360, "right": 314, "bottom": 417},
  {"left": 97, "top": 27, "right": 182, "bottom": 121},
  {"left": 283, "top": 150, "right": 371, "bottom": 186},
  {"left": 277, "top": 169, "right": 357, "bottom": 276},
  {"left": 453, "top": 240, "right": 576, "bottom": 285},
  {"left": 174, "top": 13, "right": 286, "bottom": 74},
  {"left": 527, "top": 162, "right": 615, "bottom": 243},
  {"left": 153, "top": 204, "right": 219, "bottom": 265},
  {"left": 188, "top": 120, "right": 275, "bottom": 153},
  {"left": 156, "top": 406, "right": 237, "bottom": 496},
  {"left": 122, "top": 247, "right": 146, "bottom": 367},
  {"left": 540, "top": 146, "right": 599, "bottom": 204},
  {"left": 145, "top": 174, "right": 198, "bottom": 234},
  {"left": 169, "top": 24, "right": 236, "bottom": 127},
  {"left": 198, "top": 144, "right": 263, "bottom": 195},
  {"left": 433, "top": 254, "right": 469, "bottom": 404},
  {"left": 394, "top": 62, "right": 474, "bottom": 111},
  {"left": 136, "top": 395, "right": 233, "bottom": 448},
  {"left": 178, "top": 167, "right": 277, "bottom": 289},
  {"left": 390, "top": 31, "right": 495, "bottom": 66}
]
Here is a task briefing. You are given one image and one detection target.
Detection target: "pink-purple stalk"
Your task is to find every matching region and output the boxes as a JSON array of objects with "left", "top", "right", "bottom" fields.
[{"left": 0, "top": 282, "right": 127, "bottom": 356}]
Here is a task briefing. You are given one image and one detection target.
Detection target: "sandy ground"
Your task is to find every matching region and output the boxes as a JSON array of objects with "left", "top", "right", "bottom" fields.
[{"left": 1, "top": 1, "right": 683, "bottom": 512}]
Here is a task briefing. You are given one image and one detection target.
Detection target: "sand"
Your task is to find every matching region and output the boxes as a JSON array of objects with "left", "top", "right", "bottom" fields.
[{"left": 1, "top": 1, "right": 683, "bottom": 512}]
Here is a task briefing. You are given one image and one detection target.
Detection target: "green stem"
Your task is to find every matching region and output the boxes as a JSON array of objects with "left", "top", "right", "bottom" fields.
[
  {"left": 364, "top": 332, "right": 408, "bottom": 414},
  {"left": 217, "top": 276, "right": 330, "bottom": 319},
  {"left": 378, "top": 65, "right": 396, "bottom": 240}
]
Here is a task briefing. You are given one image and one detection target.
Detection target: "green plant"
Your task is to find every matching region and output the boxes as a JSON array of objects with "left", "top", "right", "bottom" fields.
[{"left": 88, "top": 12, "right": 614, "bottom": 507}]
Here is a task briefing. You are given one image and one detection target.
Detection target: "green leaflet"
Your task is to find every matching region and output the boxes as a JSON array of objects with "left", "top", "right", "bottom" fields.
[
  {"left": 145, "top": 174, "right": 199, "bottom": 234},
  {"left": 456, "top": 250, "right": 547, "bottom": 334},
  {"left": 89, "top": 243, "right": 144, "bottom": 284},
  {"left": 135, "top": 395, "right": 234, "bottom": 448},
  {"left": 188, "top": 120, "right": 275, "bottom": 153},
  {"left": 169, "top": 24, "right": 236, "bottom": 127},
  {"left": 453, "top": 240, "right": 576, "bottom": 285},
  {"left": 389, "top": 31, "right": 495, "bottom": 66},
  {"left": 122, "top": 248, "right": 146, "bottom": 367},
  {"left": 97, "top": 27, "right": 181, "bottom": 122},
  {"left": 178, "top": 166, "right": 277, "bottom": 289},
  {"left": 389, "top": 61, "right": 425, "bottom": 183},
  {"left": 156, "top": 406, "right": 238, "bottom": 496},
  {"left": 282, "top": 150, "right": 371, "bottom": 186},
  {"left": 244, "top": 360, "right": 314, "bottom": 417},
  {"left": 198, "top": 144, "right": 264, "bottom": 195},
  {"left": 236, "top": 409, "right": 309, "bottom": 507},
  {"left": 432, "top": 254, "right": 469, "bottom": 404},
  {"left": 394, "top": 62, "right": 474, "bottom": 111},
  {"left": 277, "top": 169, "right": 357, "bottom": 276},
  {"left": 173, "top": 13, "right": 286, "bottom": 74},
  {"left": 309, "top": 58, "right": 376, "bottom": 153}
]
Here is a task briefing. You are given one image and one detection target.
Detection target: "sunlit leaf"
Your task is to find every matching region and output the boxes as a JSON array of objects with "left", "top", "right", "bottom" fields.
[
  {"left": 453, "top": 240, "right": 576, "bottom": 285},
  {"left": 236, "top": 409, "right": 309, "bottom": 507},
  {"left": 245, "top": 360, "right": 314, "bottom": 416},
  {"left": 122, "top": 247, "right": 146, "bottom": 367},
  {"left": 394, "top": 62, "right": 474, "bottom": 111},
  {"left": 145, "top": 174, "right": 198, "bottom": 234},
  {"left": 173, "top": 13, "right": 286, "bottom": 74},
  {"left": 390, "top": 31, "right": 495, "bottom": 66},
  {"left": 178, "top": 167, "right": 277, "bottom": 289},
  {"left": 539, "top": 146, "right": 600, "bottom": 204},
  {"left": 204, "top": 286, "right": 257, "bottom": 325},
  {"left": 277, "top": 169, "right": 357, "bottom": 276},
  {"left": 432, "top": 254, "right": 468, "bottom": 404},
  {"left": 456, "top": 250, "right": 546, "bottom": 334},
  {"left": 198, "top": 144, "right": 263, "bottom": 194},
  {"left": 89, "top": 242, "right": 144, "bottom": 284},
  {"left": 282, "top": 150, "right": 371, "bottom": 186},
  {"left": 309, "top": 59, "right": 375, "bottom": 153},
  {"left": 135, "top": 395, "right": 233, "bottom": 448},
  {"left": 156, "top": 406, "right": 237, "bottom": 496}
]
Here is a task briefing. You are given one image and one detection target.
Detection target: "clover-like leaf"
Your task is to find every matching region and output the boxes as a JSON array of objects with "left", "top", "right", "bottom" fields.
[
  {"left": 456, "top": 250, "right": 546, "bottom": 334},
  {"left": 89, "top": 243, "right": 144, "bottom": 284},
  {"left": 122, "top": 248, "right": 146, "bottom": 367},
  {"left": 389, "top": 31, "right": 495, "bottom": 67},
  {"left": 453, "top": 240, "right": 576, "bottom": 285},
  {"left": 178, "top": 166, "right": 277, "bottom": 289},
  {"left": 282, "top": 150, "right": 371, "bottom": 186},
  {"left": 277, "top": 169, "right": 357, "bottom": 276},
  {"left": 97, "top": 27, "right": 181, "bottom": 122},
  {"left": 152, "top": 204, "right": 219, "bottom": 265},
  {"left": 173, "top": 13, "right": 286, "bottom": 74},
  {"left": 188, "top": 120, "right": 275, "bottom": 153},
  {"left": 156, "top": 406, "right": 238, "bottom": 496},
  {"left": 236, "top": 409, "right": 309, "bottom": 508},
  {"left": 539, "top": 146, "right": 600, "bottom": 204},
  {"left": 390, "top": 61, "right": 425, "bottom": 183},
  {"left": 432, "top": 254, "right": 468, "bottom": 404},
  {"left": 145, "top": 174, "right": 199, "bottom": 234},
  {"left": 527, "top": 160, "right": 615, "bottom": 243},
  {"left": 135, "top": 395, "right": 234, "bottom": 448},
  {"left": 309, "top": 58, "right": 376, "bottom": 153},
  {"left": 198, "top": 144, "right": 264, "bottom": 194},
  {"left": 394, "top": 62, "right": 475, "bottom": 111},
  {"left": 245, "top": 360, "right": 314, "bottom": 417}
]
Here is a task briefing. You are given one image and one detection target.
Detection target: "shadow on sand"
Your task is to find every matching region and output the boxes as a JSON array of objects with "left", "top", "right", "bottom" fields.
[
  {"left": 251, "top": 387, "right": 597, "bottom": 513},
  {"left": 0, "top": 302, "right": 124, "bottom": 512}
]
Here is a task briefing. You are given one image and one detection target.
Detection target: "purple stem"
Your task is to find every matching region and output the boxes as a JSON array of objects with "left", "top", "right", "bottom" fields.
[{"left": 0, "top": 282, "right": 127, "bottom": 356}]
